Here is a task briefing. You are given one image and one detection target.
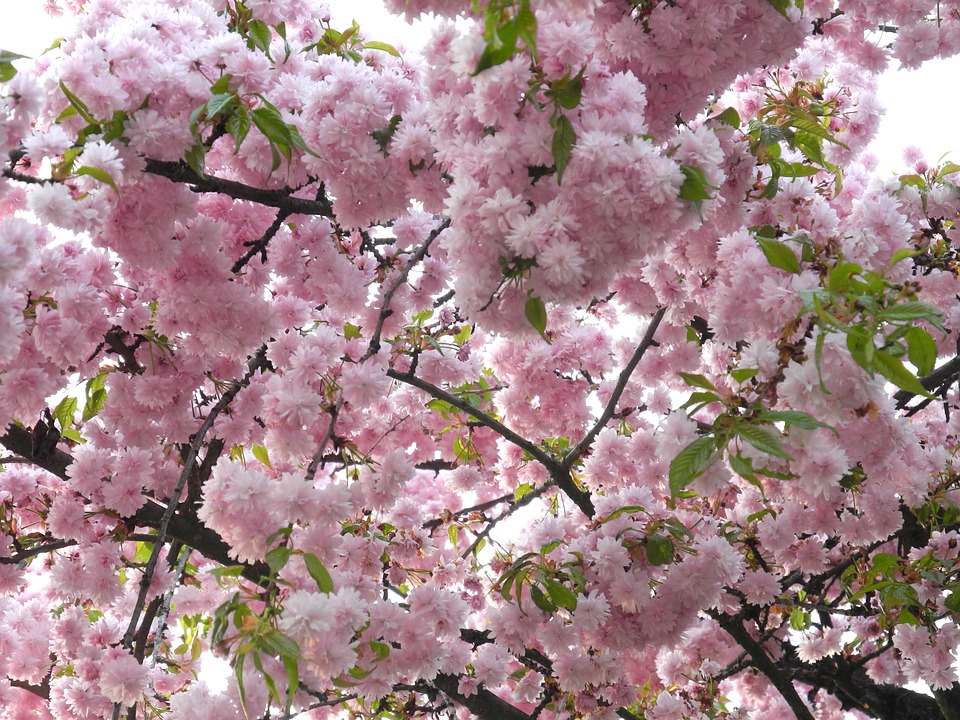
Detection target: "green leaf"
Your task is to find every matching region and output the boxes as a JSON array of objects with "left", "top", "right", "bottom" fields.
[
  {"left": 234, "top": 655, "right": 250, "bottom": 717},
  {"left": 728, "top": 452, "right": 759, "bottom": 486},
  {"left": 668, "top": 435, "right": 719, "bottom": 496},
  {"left": 678, "top": 372, "right": 718, "bottom": 391},
  {"left": 525, "top": 294, "right": 548, "bottom": 341},
  {"left": 748, "top": 120, "right": 788, "bottom": 148},
  {"left": 757, "top": 410, "right": 833, "bottom": 433},
  {"left": 529, "top": 584, "right": 557, "bottom": 613},
  {"left": 363, "top": 40, "right": 401, "bottom": 57},
  {"left": 877, "top": 301, "right": 944, "bottom": 325},
  {"left": 544, "top": 579, "right": 577, "bottom": 611},
  {"left": 53, "top": 396, "right": 77, "bottom": 429},
  {"left": 61, "top": 428, "right": 85, "bottom": 444},
  {"left": 252, "top": 444, "right": 272, "bottom": 469},
  {"left": 888, "top": 247, "right": 920, "bottom": 268},
  {"left": 515, "top": 0, "right": 538, "bottom": 58},
  {"left": 0, "top": 49, "right": 29, "bottom": 64},
  {"left": 473, "top": 15, "right": 520, "bottom": 74},
  {"left": 342, "top": 322, "right": 363, "bottom": 340},
  {"left": 786, "top": 110, "right": 848, "bottom": 149},
  {"left": 266, "top": 546, "right": 292, "bottom": 574},
  {"left": 827, "top": 261, "right": 862, "bottom": 294},
  {"left": 185, "top": 143, "right": 206, "bottom": 176},
  {"left": 552, "top": 69, "right": 584, "bottom": 110},
  {"left": 303, "top": 553, "right": 334, "bottom": 593},
  {"left": 774, "top": 160, "right": 821, "bottom": 178},
  {"left": 210, "top": 74, "right": 233, "bottom": 94},
  {"left": 551, "top": 113, "right": 576, "bottom": 184},
  {"left": 712, "top": 107, "right": 741, "bottom": 128},
  {"left": 282, "top": 654, "right": 298, "bottom": 709},
  {"left": 75, "top": 166, "right": 119, "bottom": 195},
  {"left": 678, "top": 164, "right": 714, "bottom": 202},
  {"left": 0, "top": 49, "right": 27, "bottom": 80},
  {"left": 730, "top": 367, "right": 759, "bottom": 384},
  {"left": 872, "top": 349, "right": 933, "bottom": 398},
  {"left": 645, "top": 536, "right": 674, "bottom": 566},
  {"left": 906, "top": 326, "right": 937, "bottom": 377},
  {"left": 681, "top": 391, "right": 721, "bottom": 412},
  {"left": 790, "top": 606, "right": 811, "bottom": 631},
  {"left": 251, "top": 106, "right": 295, "bottom": 147},
  {"left": 205, "top": 92, "right": 238, "bottom": 119},
  {"left": 83, "top": 384, "right": 108, "bottom": 422},
  {"left": 765, "top": 0, "right": 791, "bottom": 17},
  {"left": 756, "top": 236, "right": 801, "bottom": 274},
  {"left": 945, "top": 588, "right": 960, "bottom": 614},
  {"left": 59, "top": 81, "right": 97, "bottom": 124},
  {"left": 938, "top": 161, "right": 960, "bottom": 179},
  {"left": 736, "top": 424, "right": 793, "bottom": 460},
  {"left": 263, "top": 630, "right": 299, "bottom": 659},
  {"left": 371, "top": 114, "right": 402, "bottom": 155},
  {"left": 247, "top": 19, "right": 273, "bottom": 55}
]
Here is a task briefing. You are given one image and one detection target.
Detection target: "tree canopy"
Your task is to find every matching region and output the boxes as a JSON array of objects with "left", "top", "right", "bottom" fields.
[{"left": 2, "top": 1, "right": 960, "bottom": 718}]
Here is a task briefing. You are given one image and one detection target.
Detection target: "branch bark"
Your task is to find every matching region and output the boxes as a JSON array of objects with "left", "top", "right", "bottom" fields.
[
  {"left": 143, "top": 159, "right": 335, "bottom": 217},
  {"left": 711, "top": 611, "right": 815, "bottom": 720},
  {"left": 432, "top": 674, "right": 533, "bottom": 720}
]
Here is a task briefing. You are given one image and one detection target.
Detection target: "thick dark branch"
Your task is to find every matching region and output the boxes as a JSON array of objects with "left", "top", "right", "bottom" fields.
[
  {"left": 231, "top": 207, "right": 291, "bottom": 273},
  {"left": 561, "top": 307, "right": 665, "bottom": 474},
  {"left": 0, "top": 424, "right": 72, "bottom": 481},
  {"left": 432, "top": 673, "right": 532, "bottom": 720},
  {"left": 121, "top": 344, "right": 268, "bottom": 650},
  {"left": 782, "top": 646, "right": 948, "bottom": 720},
  {"left": 305, "top": 400, "right": 341, "bottom": 482},
  {"left": 10, "top": 676, "right": 50, "bottom": 700},
  {"left": 711, "top": 611, "right": 815, "bottom": 720},
  {"left": 360, "top": 218, "right": 450, "bottom": 362},
  {"left": 143, "top": 159, "right": 334, "bottom": 217},
  {"left": 0, "top": 419, "right": 266, "bottom": 587},
  {"left": 0, "top": 537, "right": 75, "bottom": 563},
  {"left": 894, "top": 355, "right": 960, "bottom": 410},
  {"left": 387, "top": 369, "right": 557, "bottom": 471}
]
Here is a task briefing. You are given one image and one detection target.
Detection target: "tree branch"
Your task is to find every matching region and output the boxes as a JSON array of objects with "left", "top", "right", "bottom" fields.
[
  {"left": 143, "top": 159, "right": 335, "bottom": 217},
  {"left": 782, "top": 645, "right": 948, "bottom": 720},
  {"left": 711, "top": 611, "right": 815, "bottom": 720},
  {"left": 432, "top": 673, "right": 533, "bottom": 720},
  {"left": 561, "top": 307, "right": 664, "bottom": 474},
  {"left": 360, "top": 218, "right": 450, "bottom": 362},
  {"left": 120, "top": 344, "right": 267, "bottom": 651},
  {"left": 894, "top": 355, "right": 960, "bottom": 410},
  {"left": 231, "top": 207, "right": 291, "bottom": 274},
  {"left": 387, "top": 369, "right": 557, "bottom": 471}
]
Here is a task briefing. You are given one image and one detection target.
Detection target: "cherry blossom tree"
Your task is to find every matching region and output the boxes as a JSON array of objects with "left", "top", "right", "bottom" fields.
[{"left": 3, "top": 0, "right": 960, "bottom": 718}]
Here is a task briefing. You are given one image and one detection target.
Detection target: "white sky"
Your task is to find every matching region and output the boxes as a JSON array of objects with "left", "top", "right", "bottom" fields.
[{"left": 2, "top": 2, "right": 959, "bottom": 173}]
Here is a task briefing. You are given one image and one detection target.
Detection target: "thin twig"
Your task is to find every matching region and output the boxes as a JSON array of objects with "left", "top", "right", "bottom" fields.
[
  {"left": 231, "top": 208, "right": 291, "bottom": 274},
  {"left": 305, "top": 400, "right": 342, "bottom": 482},
  {"left": 422, "top": 492, "right": 515, "bottom": 529},
  {"left": 360, "top": 219, "right": 450, "bottom": 362},
  {"left": 0, "top": 538, "right": 76, "bottom": 563},
  {"left": 149, "top": 545, "right": 193, "bottom": 668},
  {"left": 561, "top": 307, "right": 665, "bottom": 474},
  {"left": 387, "top": 368, "right": 557, "bottom": 470},
  {"left": 458, "top": 480, "right": 558, "bottom": 560}
]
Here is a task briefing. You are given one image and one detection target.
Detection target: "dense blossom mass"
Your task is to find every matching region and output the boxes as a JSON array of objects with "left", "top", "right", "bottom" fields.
[{"left": 3, "top": 0, "right": 960, "bottom": 718}]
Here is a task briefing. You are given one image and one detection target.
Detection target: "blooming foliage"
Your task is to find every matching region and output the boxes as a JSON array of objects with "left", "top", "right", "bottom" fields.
[{"left": 3, "top": 0, "right": 960, "bottom": 719}]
